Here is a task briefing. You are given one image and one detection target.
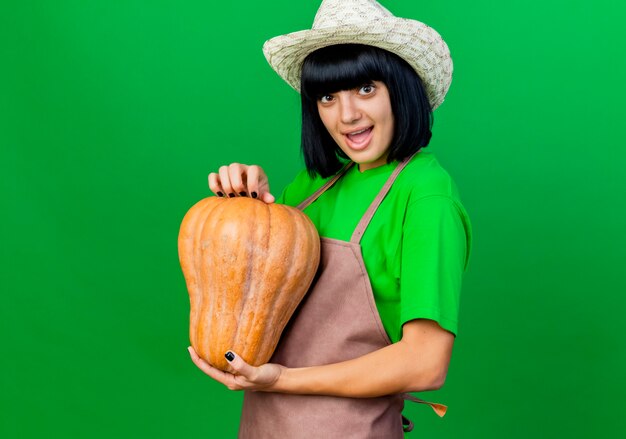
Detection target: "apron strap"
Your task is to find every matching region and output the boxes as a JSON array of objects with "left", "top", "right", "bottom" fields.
[
  {"left": 350, "top": 150, "right": 420, "bottom": 244},
  {"left": 402, "top": 415, "right": 414, "bottom": 433},
  {"left": 296, "top": 161, "right": 355, "bottom": 211},
  {"left": 403, "top": 392, "right": 448, "bottom": 418}
]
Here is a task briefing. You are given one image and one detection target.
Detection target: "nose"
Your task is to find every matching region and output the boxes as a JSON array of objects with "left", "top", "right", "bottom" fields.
[{"left": 338, "top": 94, "right": 361, "bottom": 124}]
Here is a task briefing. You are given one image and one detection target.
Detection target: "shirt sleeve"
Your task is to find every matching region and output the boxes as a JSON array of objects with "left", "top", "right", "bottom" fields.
[
  {"left": 275, "top": 168, "right": 327, "bottom": 207},
  {"left": 399, "top": 195, "right": 472, "bottom": 336},
  {"left": 275, "top": 169, "right": 307, "bottom": 206},
  {"left": 275, "top": 187, "right": 288, "bottom": 205}
]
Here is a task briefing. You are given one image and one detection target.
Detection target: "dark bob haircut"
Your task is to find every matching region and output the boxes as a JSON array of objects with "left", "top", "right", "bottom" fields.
[{"left": 300, "top": 44, "right": 433, "bottom": 178}]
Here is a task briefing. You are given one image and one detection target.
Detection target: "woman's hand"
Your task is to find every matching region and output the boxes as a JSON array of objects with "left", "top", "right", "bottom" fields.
[
  {"left": 187, "top": 346, "right": 285, "bottom": 391},
  {"left": 208, "top": 163, "right": 275, "bottom": 204}
]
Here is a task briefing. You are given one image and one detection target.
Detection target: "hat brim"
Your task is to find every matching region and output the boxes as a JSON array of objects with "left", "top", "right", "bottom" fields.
[{"left": 263, "top": 17, "right": 452, "bottom": 110}]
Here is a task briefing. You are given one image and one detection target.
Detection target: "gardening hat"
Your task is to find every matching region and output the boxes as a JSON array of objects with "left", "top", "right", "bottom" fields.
[{"left": 263, "top": 0, "right": 453, "bottom": 110}]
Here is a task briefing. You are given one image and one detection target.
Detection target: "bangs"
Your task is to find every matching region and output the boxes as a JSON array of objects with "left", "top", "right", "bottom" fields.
[{"left": 301, "top": 44, "right": 385, "bottom": 101}]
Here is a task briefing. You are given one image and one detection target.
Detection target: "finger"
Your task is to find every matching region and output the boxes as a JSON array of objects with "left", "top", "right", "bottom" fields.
[
  {"left": 261, "top": 192, "right": 275, "bottom": 204},
  {"left": 218, "top": 165, "right": 235, "bottom": 198},
  {"left": 244, "top": 165, "right": 260, "bottom": 199},
  {"left": 208, "top": 173, "right": 225, "bottom": 197},
  {"left": 227, "top": 164, "right": 248, "bottom": 197},
  {"left": 224, "top": 350, "right": 257, "bottom": 379},
  {"left": 246, "top": 166, "right": 275, "bottom": 204},
  {"left": 187, "top": 346, "right": 235, "bottom": 385}
]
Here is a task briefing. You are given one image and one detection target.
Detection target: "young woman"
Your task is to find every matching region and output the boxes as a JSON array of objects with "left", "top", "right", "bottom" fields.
[{"left": 188, "top": 1, "right": 472, "bottom": 436}]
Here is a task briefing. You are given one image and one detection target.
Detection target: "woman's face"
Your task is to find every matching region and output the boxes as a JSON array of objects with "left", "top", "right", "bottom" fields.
[{"left": 317, "top": 80, "right": 394, "bottom": 172}]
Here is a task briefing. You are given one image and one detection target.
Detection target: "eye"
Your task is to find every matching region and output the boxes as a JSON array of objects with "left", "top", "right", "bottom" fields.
[
  {"left": 358, "top": 84, "right": 376, "bottom": 95},
  {"left": 319, "top": 94, "right": 334, "bottom": 104}
]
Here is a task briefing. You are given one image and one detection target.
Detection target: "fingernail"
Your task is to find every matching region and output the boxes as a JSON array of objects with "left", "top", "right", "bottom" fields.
[
  {"left": 217, "top": 191, "right": 224, "bottom": 197},
  {"left": 251, "top": 192, "right": 257, "bottom": 199},
  {"left": 228, "top": 193, "right": 235, "bottom": 198},
  {"left": 225, "top": 351, "right": 235, "bottom": 361},
  {"left": 239, "top": 191, "right": 247, "bottom": 197}
]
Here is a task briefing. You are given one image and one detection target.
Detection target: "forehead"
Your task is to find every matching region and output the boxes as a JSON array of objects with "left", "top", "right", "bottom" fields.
[
  {"left": 301, "top": 52, "right": 387, "bottom": 98},
  {"left": 322, "top": 80, "right": 387, "bottom": 95}
]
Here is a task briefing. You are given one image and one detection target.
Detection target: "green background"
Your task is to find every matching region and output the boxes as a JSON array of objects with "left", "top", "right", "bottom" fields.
[{"left": 2, "top": 0, "right": 624, "bottom": 437}]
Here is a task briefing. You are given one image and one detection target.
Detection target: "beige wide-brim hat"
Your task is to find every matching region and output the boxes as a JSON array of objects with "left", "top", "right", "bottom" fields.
[{"left": 263, "top": 0, "right": 453, "bottom": 110}]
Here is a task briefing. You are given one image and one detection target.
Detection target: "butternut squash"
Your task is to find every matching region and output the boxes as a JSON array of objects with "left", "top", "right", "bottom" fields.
[{"left": 178, "top": 197, "right": 320, "bottom": 371}]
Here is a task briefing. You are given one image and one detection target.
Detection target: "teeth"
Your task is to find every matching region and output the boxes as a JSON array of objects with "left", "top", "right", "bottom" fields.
[{"left": 349, "top": 128, "right": 368, "bottom": 135}]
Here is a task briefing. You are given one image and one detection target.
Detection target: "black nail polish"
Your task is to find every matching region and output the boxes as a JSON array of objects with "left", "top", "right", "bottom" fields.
[
  {"left": 251, "top": 192, "right": 258, "bottom": 199},
  {"left": 225, "top": 351, "right": 235, "bottom": 361},
  {"left": 228, "top": 193, "right": 235, "bottom": 198},
  {"left": 217, "top": 191, "right": 224, "bottom": 197},
  {"left": 239, "top": 191, "right": 247, "bottom": 197}
]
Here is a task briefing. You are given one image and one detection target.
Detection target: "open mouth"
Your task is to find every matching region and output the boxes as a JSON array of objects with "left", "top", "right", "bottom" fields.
[{"left": 344, "top": 126, "right": 373, "bottom": 150}]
